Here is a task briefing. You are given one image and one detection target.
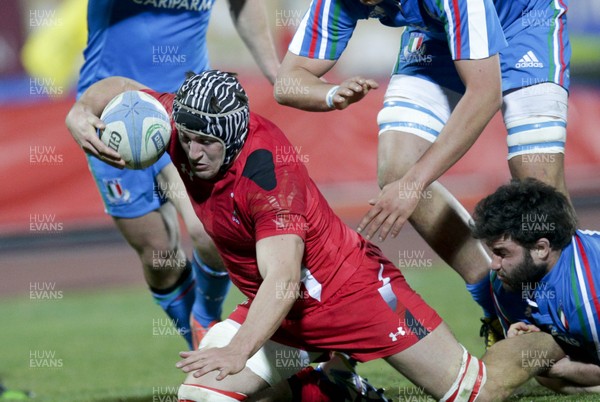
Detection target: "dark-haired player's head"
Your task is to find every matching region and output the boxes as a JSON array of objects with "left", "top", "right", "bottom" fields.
[
  {"left": 172, "top": 70, "right": 249, "bottom": 179},
  {"left": 472, "top": 178, "right": 577, "bottom": 292}
]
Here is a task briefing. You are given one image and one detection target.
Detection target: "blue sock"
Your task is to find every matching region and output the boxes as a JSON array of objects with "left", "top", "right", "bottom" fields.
[
  {"left": 151, "top": 264, "right": 195, "bottom": 349},
  {"left": 466, "top": 274, "right": 496, "bottom": 318},
  {"left": 191, "top": 250, "right": 231, "bottom": 328}
]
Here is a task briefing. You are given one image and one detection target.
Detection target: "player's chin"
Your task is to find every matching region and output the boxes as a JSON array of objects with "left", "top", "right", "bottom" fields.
[{"left": 193, "top": 169, "right": 218, "bottom": 180}]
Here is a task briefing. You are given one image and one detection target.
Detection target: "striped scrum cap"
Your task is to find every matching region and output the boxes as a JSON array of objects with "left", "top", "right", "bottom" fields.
[{"left": 173, "top": 70, "right": 249, "bottom": 169}]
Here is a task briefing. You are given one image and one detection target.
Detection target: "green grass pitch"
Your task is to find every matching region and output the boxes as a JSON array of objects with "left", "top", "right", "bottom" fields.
[{"left": 0, "top": 265, "right": 596, "bottom": 401}]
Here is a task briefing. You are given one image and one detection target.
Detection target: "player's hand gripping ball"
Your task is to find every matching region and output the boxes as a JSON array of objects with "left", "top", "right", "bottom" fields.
[{"left": 99, "top": 90, "right": 171, "bottom": 169}]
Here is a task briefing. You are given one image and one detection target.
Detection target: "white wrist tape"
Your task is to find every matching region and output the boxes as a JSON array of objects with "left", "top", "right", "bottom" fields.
[{"left": 325, "top": 85, "right": 340, "bottom": 109}]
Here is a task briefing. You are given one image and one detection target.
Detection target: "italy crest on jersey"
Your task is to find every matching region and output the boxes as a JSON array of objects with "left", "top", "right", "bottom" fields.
[
  {"left": 401, "top": 32, "right": 431, "bottom": 65},
  {"left": 407, "top": 32, "right": 424, "bottom": 53},
  {"left": 104, "top": 178, "right": 131, "bottom": 204}
]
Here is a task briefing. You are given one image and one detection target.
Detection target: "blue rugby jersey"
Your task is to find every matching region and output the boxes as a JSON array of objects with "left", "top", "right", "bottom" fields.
[
  {"left": 77, "top": 0, "right": 215, "bottom": 96},
  {"left": 491, "top": 230, "right": 600, "bottom": 365},
  {"left": 288, "top": 0, "right": 506, "bottom": 93}
]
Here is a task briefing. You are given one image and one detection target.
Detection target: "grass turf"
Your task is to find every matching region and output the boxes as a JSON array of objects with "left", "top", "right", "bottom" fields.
[{"left": 0, "top": 265, "right": 596, "bottom": 401}]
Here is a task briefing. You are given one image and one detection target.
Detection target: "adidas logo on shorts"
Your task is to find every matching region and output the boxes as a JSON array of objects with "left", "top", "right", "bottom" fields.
[{"left": 515, "top": 51, "right": 544, "bottom": 68}]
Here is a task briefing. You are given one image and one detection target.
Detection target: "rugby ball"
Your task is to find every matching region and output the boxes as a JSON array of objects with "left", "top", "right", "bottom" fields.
[{"left": 99, "top": 90, "right": 171, "bottom": 169}]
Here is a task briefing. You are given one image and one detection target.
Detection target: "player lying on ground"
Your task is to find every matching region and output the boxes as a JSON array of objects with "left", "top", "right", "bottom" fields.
[
  {"left": 69, "top": 70, "right": 565, "bottom": 402},
  {"left": 471, "top": 178, "right": 600, "bottom": 395}
]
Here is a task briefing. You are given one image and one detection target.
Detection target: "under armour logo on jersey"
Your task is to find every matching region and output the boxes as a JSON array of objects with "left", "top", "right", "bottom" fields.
[
  {"left": 389, "top": 326, "right": 406, "bottom": 342},
  {"left": 516, "top": 51, "right": 544, "bottom": 68}
]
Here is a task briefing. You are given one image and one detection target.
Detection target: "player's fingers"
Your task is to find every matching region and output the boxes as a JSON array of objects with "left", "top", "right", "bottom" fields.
[
  {"left": 182, "top": 359, "right": 210, "bottom": 373},
  {"left": 337, "top": 86, "right": 357, "bottom": 98},
  {"left": 332, "top": 94, "right": 349, "bottom": 109},
  {"left": 343, "top": 79, "right": 368, "bottom": 95},
  {"left": 389, "top": 215, "right": 407, "bottom": 239},
  {"left": 192, "top": 361, "right": 221, "bottom": 378},
  {"left": 87, "top": 114, "right": 106, "bottom": 130},
  {"left": 351, "top": 82, "right": 365, "bottom": 92},
  {"left": 376, "top": 212, "right": 400, "bottom": 241},
  {"left": 215, "top": 368, "right": 230, "bottom": 381},
  {"left": 176, "top": 353, "right": 206, "bottom": 370},
  {"left": 79, "top": 141, "right": 101, "bottom": 158},
  {"left": 507, "top": 322, "right": 528, "bottom": 337},
  {"left": 357, "top": 205, "right": 381, "bottom": 234},
  {"left": 365, "top": 210, "right": 390, "bottom": 241},
  {"left": 365, "top": 79, "right": 379, "bottom": 89},
  {"left": 93, "top": 131, "right": 122, "bottom": 159},
  {"left": 92, "top": 131, "right": 125, "bottom": 167}
]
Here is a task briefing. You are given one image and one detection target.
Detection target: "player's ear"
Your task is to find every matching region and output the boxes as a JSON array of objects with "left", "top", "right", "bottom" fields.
[{"left": 532, "top": 238, "right": 551, "bottom": 261}]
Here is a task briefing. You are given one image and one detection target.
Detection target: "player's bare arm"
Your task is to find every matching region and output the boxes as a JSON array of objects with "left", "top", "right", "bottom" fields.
[
  {"left": 546, "top": 356, "right": 600, "bottom": 386},
  {"left": 275, "top": 51, "right": 378, "bottom": 111},
  {"left": 358, "top": 55, "right": 502, "bottom": 241},
  {"left": 229, "top": 0, "right": 280, "bottom": 85},
  {"left": 176, "top": 234, "right": 304, "bottom": 380},
  {"left": 65, "top": 76, "right": 149, "bottom": 167},
  {"left": 156, "top": 164, "right": 207, "bottom": 242}
]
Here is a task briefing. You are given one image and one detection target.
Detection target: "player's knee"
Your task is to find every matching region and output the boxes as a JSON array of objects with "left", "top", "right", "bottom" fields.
[
  {"left": 178, "top": 384, "right": 247, "bottom": 401},
  {"left": 376, "top": 148, "right": 413, "bottom": 188},
  {"left": 377, "top": 166, "right": 394, "bottom": 189},
  {"left": 376, "top": 99, "right": 438, "bottom": 188},
  {"left": 141, "top": 244, "right": 185, "bottom": 269},
  {"left": 193, "top": 244, "right": 225, "bottom": 272},
  {"left": 140, "top": 245, "right": 187, "bottom": 288},
  {"left": 440, "top": 347, "right": 488, "bottom": 402}
]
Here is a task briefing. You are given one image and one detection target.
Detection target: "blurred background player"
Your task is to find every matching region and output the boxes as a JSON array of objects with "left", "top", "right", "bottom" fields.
[
  {"left": 66, "top": 0, "right": 280, "bottom": 349},
  {"left": 472, "top": 178, "right": 600, "bottom": 395},
  {"left": 21, "top": 0, "right": 87, "bottom": 93},
  {"left": 72, "top": 70, "right": 567, "bottom": 402},
  {"left": 274, "top": 0, "right": 505, "bottom": 346}
]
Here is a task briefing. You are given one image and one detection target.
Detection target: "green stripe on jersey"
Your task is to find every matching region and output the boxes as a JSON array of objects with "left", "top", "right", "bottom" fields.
[
  {"left": 328, "top": 1, "right": 342, "bottom": 59},
  {"left": 546, "top": 7, "right": 560, "bottom": 82},
  {"left": 570, "top": 256, "right": 592, "bottom": 343}
]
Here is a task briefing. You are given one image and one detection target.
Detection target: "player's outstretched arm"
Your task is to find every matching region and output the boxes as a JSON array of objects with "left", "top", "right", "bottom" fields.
[
  {"left": 176, "top": 234, "right": 303, "bottom": 380},
  {"left": 65, "top": 76, "right": 149, "bottom": 167},
  {"left": 539, "top": 356, "right": 600, "bottom": 391},
  {"left": 228, "top": 0, "right": 280, "bottom": 85},
  {"left": 275, "top": 51, "right": 378, "bottom": 111},
  {"left": 358, "top": 55, "right": 502, "bottom": 241}
]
